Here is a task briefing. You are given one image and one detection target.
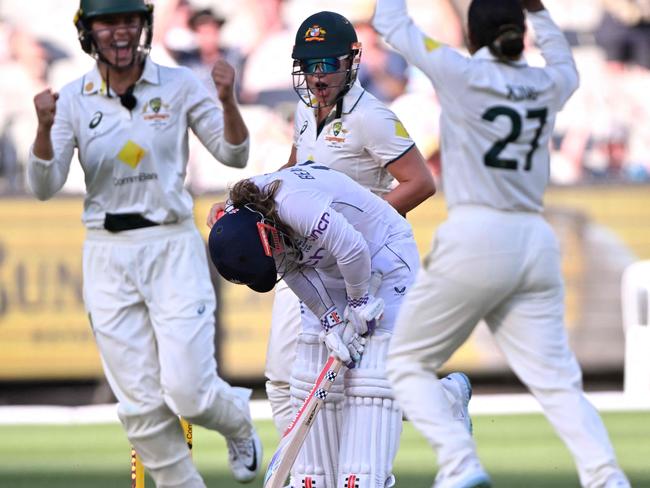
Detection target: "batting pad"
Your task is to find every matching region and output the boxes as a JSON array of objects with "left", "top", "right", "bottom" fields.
[
  {"left": 339, "top": 332, "right": 401, "bottom": 488},
  {"left": 290, "top": 333, "right": 344, "bottom": 488}
]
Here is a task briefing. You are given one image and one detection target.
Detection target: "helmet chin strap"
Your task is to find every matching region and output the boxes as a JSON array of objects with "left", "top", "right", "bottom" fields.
[
  {"left": 98, "top": 42, "right": 143, "bottom": 111},
  {"left": 102, "top": 58, "right": 140, "bottom": 111},
  {"left": 334, "top": 97, "right": 344, "bottom": 119},
  {"left": 119, "top": 84, "right": 137, "bottom": 110}
]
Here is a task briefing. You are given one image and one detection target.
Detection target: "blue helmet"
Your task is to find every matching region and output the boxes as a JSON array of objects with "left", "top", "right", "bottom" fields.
[{"left": 208, "top": 206, "right": 278, "bottom": 293}]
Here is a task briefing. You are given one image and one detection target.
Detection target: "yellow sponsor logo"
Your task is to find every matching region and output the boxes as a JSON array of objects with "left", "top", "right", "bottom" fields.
[
  {"left": 395, "top": 120, "right": 410, "bottom": 138},
  {"left": 117, "top": 140, "right": 146, "bottom": 169},
  {"left": 423, "top": 35, "right": 441, "bottom": 52}
]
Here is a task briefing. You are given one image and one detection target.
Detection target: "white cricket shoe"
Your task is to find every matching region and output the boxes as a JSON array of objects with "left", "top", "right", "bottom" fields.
[
  {"left": 437, "top": 374, "right": 490, "bottom": 488},
  {"left": 226, "top": 430, "right": 262, "bottom": 483},
  {"left": 225, "top": 387, "right": 263, "bottom": 483},
  {"left": 441, "top": 372, "right": 473, "bottom": 433},
  {"left": 433, "top": 462, "right": 491, "bottom": 488},
  {"left": 453, "top": 470, "right": 491, "bottom": 488},
  {"left": 604, "top": 473, "right": 631, "bottom": 488}
]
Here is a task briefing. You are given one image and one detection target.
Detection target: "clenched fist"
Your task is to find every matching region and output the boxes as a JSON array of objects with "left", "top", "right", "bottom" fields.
[
  {"left": 33, "top": 88, "right": 59, "bottom": 131},
  {"left": 211, "top": 59, "right": 236, "bottom": 104}
]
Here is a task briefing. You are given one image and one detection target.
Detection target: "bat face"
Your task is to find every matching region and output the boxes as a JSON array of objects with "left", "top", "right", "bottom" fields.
[
  {"left": 263, "top": 356, "right": 342, "bottom": 488},
  {"left": 264, "top": 443, "right": 285, "bottom": 486}
]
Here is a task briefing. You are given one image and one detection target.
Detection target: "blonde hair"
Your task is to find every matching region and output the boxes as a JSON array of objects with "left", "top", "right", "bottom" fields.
[{"left": 229, "top": 178, "right": 291, "bottom": 235}]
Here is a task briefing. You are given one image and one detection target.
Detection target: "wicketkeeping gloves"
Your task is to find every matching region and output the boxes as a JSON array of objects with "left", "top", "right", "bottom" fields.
[{"left": 344, "top": 293, "right": 384, "bottom": 336}]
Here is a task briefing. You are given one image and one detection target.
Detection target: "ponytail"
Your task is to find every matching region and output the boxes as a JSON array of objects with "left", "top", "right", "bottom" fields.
[
  {"left": 229, "top": 179, "right": 292, "bottom": 236},
  {"left": 489, "top": 24, "right": 525, "bottom": 61},
  {"left": 468, "top": 0, "right": 525, "bottom": 62}
]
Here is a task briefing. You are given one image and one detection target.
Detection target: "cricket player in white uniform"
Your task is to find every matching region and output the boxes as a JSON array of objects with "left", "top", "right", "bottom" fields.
[
  {"left": 206, "top": 11, "right": 436, "bottom": 439},
  {"left": 267, "top": 10, "right": 436, "bottom": 438},
  {"left": 374, "top": 0, "right": 631, "bottom": 487},
  {"left": 27, "top": 1, "right": 261, "bottom": 486},
  {"left": 209, "top": 166, "right": 468, "bottom": 488}
]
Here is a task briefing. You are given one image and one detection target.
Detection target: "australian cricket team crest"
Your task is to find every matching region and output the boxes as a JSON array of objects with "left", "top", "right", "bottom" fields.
[
  {"left": 142, "top": 96, "right": 172, "bottom": 128},
  {"left": 304, "top": 25, "right": 326, "bottom": 42},
  {"left": 325, "top": 120, "right": 348, "bottom": 146}
]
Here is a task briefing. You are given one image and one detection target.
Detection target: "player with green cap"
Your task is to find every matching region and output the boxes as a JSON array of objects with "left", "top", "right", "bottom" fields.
[{"left": 28, "top": 1, "right": 261, "bottom": 486}]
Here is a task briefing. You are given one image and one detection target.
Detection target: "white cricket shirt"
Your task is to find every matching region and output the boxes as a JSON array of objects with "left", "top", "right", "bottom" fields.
[
  {"left": 374, "top": 1, "right": 579, "bottom": 212},
  {"left": 28, "top": 57, "right": 249, "bottom": 228},
  {"left": 293, "top": 81, "right": 415, "bottom": 196},
  {"left": 250, "top": 166, "right": 412, "bottom": 312}
]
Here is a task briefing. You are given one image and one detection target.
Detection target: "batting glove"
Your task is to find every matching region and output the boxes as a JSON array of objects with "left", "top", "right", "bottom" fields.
[
  {"left": 344, "top": 294, "right": 384, "bottom": 336},
  {"left": 319, "top": 323, "right": 367, "bottom": 369}
]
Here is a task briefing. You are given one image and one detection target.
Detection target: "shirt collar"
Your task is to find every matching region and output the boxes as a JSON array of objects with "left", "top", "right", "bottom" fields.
[
  {"left": 340, "top": 80, "right": 365, "bottom": 114},
  {"left": 81, "top": 56, "right": 160, "bottom": 96},
  {"left": 473, "top": 46, "right": 528, "bottom": 67}
]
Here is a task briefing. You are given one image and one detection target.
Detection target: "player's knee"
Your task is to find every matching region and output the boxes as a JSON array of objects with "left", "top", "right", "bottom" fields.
[
  {"left": 165, "top": 387, "right": 201, "bottom": 418},
  {"left": 290, "top": 334, "right": 345, "bottom": 405},
  {"left": 166, "top": 376, "right": 228, "bottom": 419}
]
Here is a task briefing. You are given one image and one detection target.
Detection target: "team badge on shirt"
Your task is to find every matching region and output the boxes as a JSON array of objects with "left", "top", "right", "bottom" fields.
[
  {"left": 142, "top": 97, "right": 171, "bottom": 128},
  {"left": 325, "top": 120, "right": 347, "bottom": 145}
]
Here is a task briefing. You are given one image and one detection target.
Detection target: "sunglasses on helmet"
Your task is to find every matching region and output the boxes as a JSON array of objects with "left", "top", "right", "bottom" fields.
[{"left": 299, "top": 55, "right": 347, "bottom": 74}]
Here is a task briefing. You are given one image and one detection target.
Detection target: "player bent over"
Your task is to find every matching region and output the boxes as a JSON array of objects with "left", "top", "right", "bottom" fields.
[{"left": 208, "top": 166, "right": 471, "bottom": 488}]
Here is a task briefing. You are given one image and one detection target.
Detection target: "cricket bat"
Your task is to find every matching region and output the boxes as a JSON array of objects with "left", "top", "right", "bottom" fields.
[
  {"left": 263, "top": 355, "right": 343, "bottom": 488},
  {"left": 263, "top": 271, "right": 383, "bottom": 488}
]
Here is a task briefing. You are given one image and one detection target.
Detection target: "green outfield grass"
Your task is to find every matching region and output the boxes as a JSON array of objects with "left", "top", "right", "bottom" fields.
[{"left": 1, "top": 411, "right": 648, "bottom": 487}]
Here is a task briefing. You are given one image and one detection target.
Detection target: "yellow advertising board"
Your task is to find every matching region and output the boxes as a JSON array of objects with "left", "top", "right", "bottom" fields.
[
  {"left": 0, "top": 198, "right": 98, "bottom": 379},
  {"left": 0, "top": 186, "right": 648, "bottom": 381}
]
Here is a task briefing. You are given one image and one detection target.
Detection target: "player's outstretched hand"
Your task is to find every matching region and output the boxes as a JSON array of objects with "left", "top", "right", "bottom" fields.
[
  {"left": 33, "top": 88, "right": 59, "bottom": 131},
  {"left": 211, "top": 59, "right": 236, "bottom": 104},
  {"left": 520, "top": 0, "right": 545, "bottom": 12}
]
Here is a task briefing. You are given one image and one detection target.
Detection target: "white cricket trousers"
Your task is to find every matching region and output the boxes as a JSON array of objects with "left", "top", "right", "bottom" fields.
[
  {"left": 387, "top": 205, "right": 625, "bottom": 488},
  {"left": 83, "top": 220, "right": 252, "bottom": 488}
]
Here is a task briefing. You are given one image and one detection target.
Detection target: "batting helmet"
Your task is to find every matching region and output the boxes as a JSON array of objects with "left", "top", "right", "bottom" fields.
[
  {"left": 291, "top": 11, "right": 362, "bottom": 108},
  {"left": 292, "top": 11, "right": 358, "bottom": 60},
  {"left": 74, "top": 0, "right": 154, "bottom": 61},
  {"left": 208, "top": 206, "right": 278, "bottom": 293}
]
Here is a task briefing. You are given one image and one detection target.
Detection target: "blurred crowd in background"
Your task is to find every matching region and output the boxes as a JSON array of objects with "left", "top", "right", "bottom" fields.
[{"left": 0, "top": 0, "right": 649, "bottom": 196}]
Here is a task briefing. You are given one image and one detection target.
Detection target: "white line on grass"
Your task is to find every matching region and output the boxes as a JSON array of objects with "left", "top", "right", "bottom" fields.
[{"left": 0, "top": 391, "right": 648, "bottom": 425}]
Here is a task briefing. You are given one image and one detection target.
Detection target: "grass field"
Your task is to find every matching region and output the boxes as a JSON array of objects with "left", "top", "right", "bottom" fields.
[{"left": 1, "top": 411, "right": 648, "bottom": 488}]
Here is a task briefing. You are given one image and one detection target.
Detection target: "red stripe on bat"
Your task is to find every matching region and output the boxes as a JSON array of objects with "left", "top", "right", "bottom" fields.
[{"left": 282, "top": 356, "right": 336, "bottom": 437}]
